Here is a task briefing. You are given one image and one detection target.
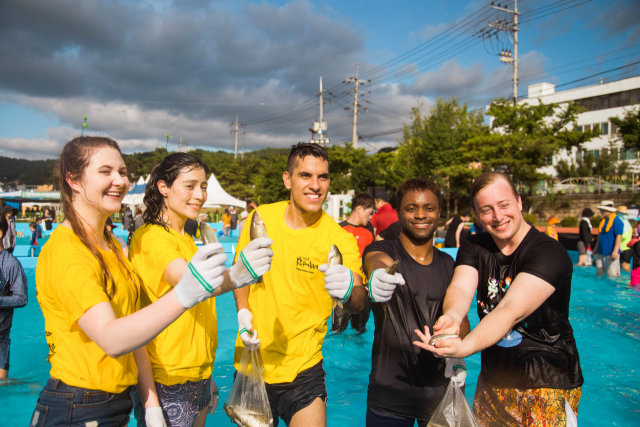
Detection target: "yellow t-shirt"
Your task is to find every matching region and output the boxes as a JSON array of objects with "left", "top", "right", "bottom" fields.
[
  {"left": 129, "top": 224, "right": 218, "bottom": 386},
  {"left": 36, "top": 226, "right": 139, "bottom": 393},
  {"left": 233, "top": 201, "right": 363, "bottom": 384}
]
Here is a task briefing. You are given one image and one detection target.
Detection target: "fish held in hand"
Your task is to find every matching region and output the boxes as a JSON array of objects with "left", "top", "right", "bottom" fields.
[
  {"left": 200, "top": 222, "right": 218, "bottom": 246},
  {"left": 327, "top": 245, "right": 345, "bottom": 309},
  {"left": 224, "top": 404, "right": 273, "bottom": 427},
  {"left": 249, "top": 210, "right": 269, "bottom": 283},
  {"left": 428, "top": 334, "right": 460, "bottom": 346},
  {"left": 250, "top": 210, "right": 268, "bottom": 240}
]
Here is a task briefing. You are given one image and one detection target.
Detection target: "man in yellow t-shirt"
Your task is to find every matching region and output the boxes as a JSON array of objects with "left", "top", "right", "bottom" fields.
[{"left": 232, "top": 143, "right": 366, "bottom": 427}]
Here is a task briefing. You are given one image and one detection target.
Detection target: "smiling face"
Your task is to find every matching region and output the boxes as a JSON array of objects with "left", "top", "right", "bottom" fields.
[
  {"left": 283, "top": 154, "right": 330, "bottom": 214},
  {"left": 473, "top": 178, "right": 524, "bottom": 243},
  {"left": 160, "top": 166, "right": 208, "bottom": 221},
  {"left": 70, "top": 146, "right": 129, "bottom": 215},
  {"left": 399, "top": 189, "right": 440, "bottom": 241}
]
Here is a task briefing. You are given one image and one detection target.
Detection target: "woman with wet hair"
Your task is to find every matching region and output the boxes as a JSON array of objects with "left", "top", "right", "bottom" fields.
[
  {"left": 128, "top": 153, "right": 222, "bottom": 427},
  {"left": 32, "top": 137, "right": 228, "bottom": 427}
]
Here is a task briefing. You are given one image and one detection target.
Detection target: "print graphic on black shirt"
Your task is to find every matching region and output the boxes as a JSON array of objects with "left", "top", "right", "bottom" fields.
[{"left": 456, "top": 227, "right": 583, "bottom": 390}]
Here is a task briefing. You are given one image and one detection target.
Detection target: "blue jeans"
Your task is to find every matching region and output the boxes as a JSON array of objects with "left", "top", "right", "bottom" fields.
[
  {"left": 30, "top": 377, "right": 132, "bottom": 427},
  {"left": 366, "top": 406, "right": 428, "bottom": 427}
]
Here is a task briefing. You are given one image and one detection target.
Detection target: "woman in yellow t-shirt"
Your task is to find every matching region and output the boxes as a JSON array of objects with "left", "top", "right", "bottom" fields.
[
  {"left": 129, "top": 153, "right": 222, "bottom": 427},
  {"left": 32, "top": 137, "right": 228, "bottom": 427}
]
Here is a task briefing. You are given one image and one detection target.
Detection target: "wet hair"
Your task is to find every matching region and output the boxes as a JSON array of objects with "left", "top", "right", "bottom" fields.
[
  {"left": 0, "top": 214, "right": 7, "bottom": 239},
  {"left": 58, "top": 136, "right": 138, "bottom": 300},
  {"left": 351, "top": 193, "right": 374, "bottom": 211},
  {"left": 29, "top": 222, "right": 37, "bottom": 230},
  {"left": 470, "top": 172, "right": 519, "bottom": 208},
  {"left": 396, "top": 178, "right": 442, "bottom": 209},
  {"left": 143, "top": 152, "right": 209, "bottom": 230},
  {"left": 286, "top": 143, "right": 329, "bottom": 174}
]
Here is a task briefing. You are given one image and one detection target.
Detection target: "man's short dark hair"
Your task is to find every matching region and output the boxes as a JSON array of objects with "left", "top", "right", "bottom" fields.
[
  {"left": 461, "top": 210, "right": 471, "bottom": 218},
  {"left": 286, "top": 143, "right": 330, "bottom": 174},
  {"left": 0, "top": 213, "right": 7, "bottom": 238},
  {"left": 2, "top": 205, "right": 14, "bottom": 216},
  {"left": 351, "top": 193, "right": 374, "bottom": 211},
  {"left": 396, "top": 178, "right": 442, "bottom": 209}
]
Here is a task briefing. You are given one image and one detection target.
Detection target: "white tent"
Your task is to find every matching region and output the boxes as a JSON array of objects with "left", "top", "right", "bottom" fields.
[
  {"left": 122, "top": 177, "right": 146, "bottom": 207},
  {"left": 202, "top": 173, "right": 246, "bottom": 209}
]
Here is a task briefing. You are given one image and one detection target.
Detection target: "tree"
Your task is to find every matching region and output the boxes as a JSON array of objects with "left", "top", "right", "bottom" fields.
[
  {"left": 452, "top": 99, "right": 599, "bottom": 190},
  {"left": 396, "top": 98, "right": 488, "bottom": 195},
  {"left": 610, "top": 107, "right": 640, "bottom": 150},
  {"left": 217, "top": 162, "right": 253, "bottom": 201},
  {"left": 253, "top": 155, "right": 289, "bottom": 205}
]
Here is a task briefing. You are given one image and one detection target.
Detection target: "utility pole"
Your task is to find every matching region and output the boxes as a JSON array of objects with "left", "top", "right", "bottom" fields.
[
  {"left": 177, "top": 135, "right": 190, "bottom": 152},
  {"left": 229, "top": 115, "right": 246, "bottom": 160},
  {"left": 310, "top": 77, "right": 330, "bottom": 144},
  {"left": 344, "top": 64, "right": 370, "bottom": 148},
  {"left": 485, "top": 0, "right": 519, "bottom": 103}
]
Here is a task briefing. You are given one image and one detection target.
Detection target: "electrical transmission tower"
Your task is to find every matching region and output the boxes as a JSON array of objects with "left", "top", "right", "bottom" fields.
[
  {"left": 343, "top": 63, "right": 370, "bottom": 148},
  {"left": 481, "top": 0, "right": 519, "bottom": 103},
  {"left": 229, "top": 114, "right": 246, "bottom": 160},
  {"left": 177, "top": 135, "right": 190, "bottom": 152}
]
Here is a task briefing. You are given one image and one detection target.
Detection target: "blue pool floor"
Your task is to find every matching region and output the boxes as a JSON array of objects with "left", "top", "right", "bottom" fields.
[{"left": 2, "top": 253, "right": 640, "bottom": 426}]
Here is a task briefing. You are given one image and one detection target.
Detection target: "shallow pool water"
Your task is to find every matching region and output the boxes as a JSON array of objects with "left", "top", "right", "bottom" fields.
[{"left": 2, "top": 253, "right": 639, "bottom": 426}]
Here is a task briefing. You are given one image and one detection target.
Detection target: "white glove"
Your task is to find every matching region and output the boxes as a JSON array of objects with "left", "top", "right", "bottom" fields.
[
  {"left": 238, "top": 308, "right": 260, "bottom": 349},
  {"left": 445, "top": 358, "right": 467, "bottom": 387},
  {"left": 145, "top": 407, "right": 167, "bottom": 427},
  {"left": 368, "top": 268, "right": 405, "bottom": 303},
  {"left": 174, "top": 243, "right": 227, "bottom": 309},
  {"left": 318, "top": 264, "right": 355, "bottom": 304},
  {"left": 229, "top": 238, "right": 274, "bottom": 288},
  {"left": 208, "top": 376, "right": 219, "bottom": 415}
]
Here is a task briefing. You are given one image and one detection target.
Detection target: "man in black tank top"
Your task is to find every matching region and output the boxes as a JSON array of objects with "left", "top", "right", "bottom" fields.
[
  {"left": 363, "top": 178, "right": 470, "bottom": 426},
  {"left": 414, "top": 172, "right": 583, "bottom": 426}
]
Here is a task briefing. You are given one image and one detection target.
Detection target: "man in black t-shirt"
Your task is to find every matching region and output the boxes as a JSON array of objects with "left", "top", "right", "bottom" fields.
[
  {"left": 363, "top": 178, "right": 470, "bottom": 426},
  {"left": 444, "top": 211, "right": 471, "bottom": 248},
  {"left": 414, "top": 172, "right": 583, "bottom": 426}
]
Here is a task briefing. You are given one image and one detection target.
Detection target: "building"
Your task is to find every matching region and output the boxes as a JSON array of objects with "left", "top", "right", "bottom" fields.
[{"left": 518, "top": 75, "right": 640, "bottom": 177}]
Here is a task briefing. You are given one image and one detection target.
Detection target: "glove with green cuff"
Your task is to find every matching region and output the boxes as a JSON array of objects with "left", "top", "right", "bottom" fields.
[
  {"left": 229, "top": 238, "right": 274, "bottom": 288},
  {"left": 445, "top": 357, "right": 467, "bottom": 387},
  {"left": 319, "top": 263, "right": 355, "bottom": 305},
  {"left": 173, "top": 243, "right": 227, "bottom": 309}
]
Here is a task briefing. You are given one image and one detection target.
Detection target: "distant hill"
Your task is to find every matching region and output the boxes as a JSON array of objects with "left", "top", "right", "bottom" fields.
[{"left": 0, "top": 156, "right": 57, "bottom": 186}]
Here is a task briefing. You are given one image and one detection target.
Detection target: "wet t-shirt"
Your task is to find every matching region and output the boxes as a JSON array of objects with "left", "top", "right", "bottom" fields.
[
  {"left": 363, "top": 239, "right": 455, "bottom": 421},
  {"left": 456, "top": 227, "right": 583, "bottom": 389}
]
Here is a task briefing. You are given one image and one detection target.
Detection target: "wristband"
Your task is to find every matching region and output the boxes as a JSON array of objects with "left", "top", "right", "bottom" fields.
[
  {"left": 239, "top": 251, "right": 259, "bottom": 281},
  {"left": 453, "top": 365, "right": 468, "bottom": 373},
  {"left": 368, "top": 268, "right": 382, "bottom": 302}
]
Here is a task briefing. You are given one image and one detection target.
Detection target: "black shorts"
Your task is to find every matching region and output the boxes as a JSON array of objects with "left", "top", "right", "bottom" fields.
[
  {"left": 621, "top": 248, "right": 633, "bottom": 264},
  {"left": 265, "top": 360, "right": 328, "bottom": 426}
]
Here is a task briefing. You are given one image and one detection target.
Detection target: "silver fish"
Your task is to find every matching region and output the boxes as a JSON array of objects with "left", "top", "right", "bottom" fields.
[
  {"left": 224, "top": 404, "right": 273, "bottom": 427},
  {"left": 328, "top": 245, "right": 344, "bottom": 309},
  {"left": 428, "top": 334, "right": 460, "bottom": 346},
  {"left": 250, "top": 210, "right": 268, "bottom": 283},
  {"left": 200, "top": 222, "right": 218, "bottom": 246},
  {"left": 250, "top": 210, "right": 268, "bottom": 240}
]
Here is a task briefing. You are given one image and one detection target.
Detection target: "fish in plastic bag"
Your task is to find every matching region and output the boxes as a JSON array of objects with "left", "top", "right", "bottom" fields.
[
  {"left": 427, "top": 378, "right": 480, "bottom": 427},
  {"left": 224, "top": 346, "right": 273, "bottom": 427}
]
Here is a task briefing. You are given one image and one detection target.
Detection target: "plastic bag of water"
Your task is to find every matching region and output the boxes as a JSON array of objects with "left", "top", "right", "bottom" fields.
[
  {"left": 223, "top": 346, "right": 273, "bottom": 427},
  {"left": 427, "top": 378, "right": 480, "bottom": 427}
]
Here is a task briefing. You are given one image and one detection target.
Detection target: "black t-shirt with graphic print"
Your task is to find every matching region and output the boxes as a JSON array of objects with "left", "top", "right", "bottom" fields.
[{"left": 456, "top": 227, "right": 583, "bottom": 390}]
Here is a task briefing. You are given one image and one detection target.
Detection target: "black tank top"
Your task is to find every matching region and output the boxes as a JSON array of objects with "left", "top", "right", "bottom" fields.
[{"left": 363, "top": 239, "right": 455, "bottom": 421}]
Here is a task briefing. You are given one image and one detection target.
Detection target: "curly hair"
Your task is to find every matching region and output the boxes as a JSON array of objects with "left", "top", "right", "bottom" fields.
[
  {"left": 396, "top": 178, "right": 442, "bottom": 209},
  {"left": 143, "top": 153, "right": 209, "bottom": 230}
]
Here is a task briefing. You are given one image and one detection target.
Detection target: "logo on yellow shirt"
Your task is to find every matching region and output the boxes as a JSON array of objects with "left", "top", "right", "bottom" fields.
[{"left": 296, "top": 256, "right": 318, "bottom": 274}]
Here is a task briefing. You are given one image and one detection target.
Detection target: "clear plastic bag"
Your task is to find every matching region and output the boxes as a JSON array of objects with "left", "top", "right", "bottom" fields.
[
  {"left": 427, "top": 379, "right": 481, "bottom": 427},
  {"left": 224, "top": 346, "right": 274, "bottom": 427}
]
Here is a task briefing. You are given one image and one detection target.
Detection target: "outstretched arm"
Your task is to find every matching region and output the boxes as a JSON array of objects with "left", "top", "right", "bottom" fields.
[{"left": 415, "top": 272, "right": 555, "bottom": 358}]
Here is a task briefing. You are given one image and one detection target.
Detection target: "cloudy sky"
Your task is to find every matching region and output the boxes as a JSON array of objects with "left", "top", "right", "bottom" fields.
[{"left": 1, "top": 0, "right": 639, "bottom": 159}]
